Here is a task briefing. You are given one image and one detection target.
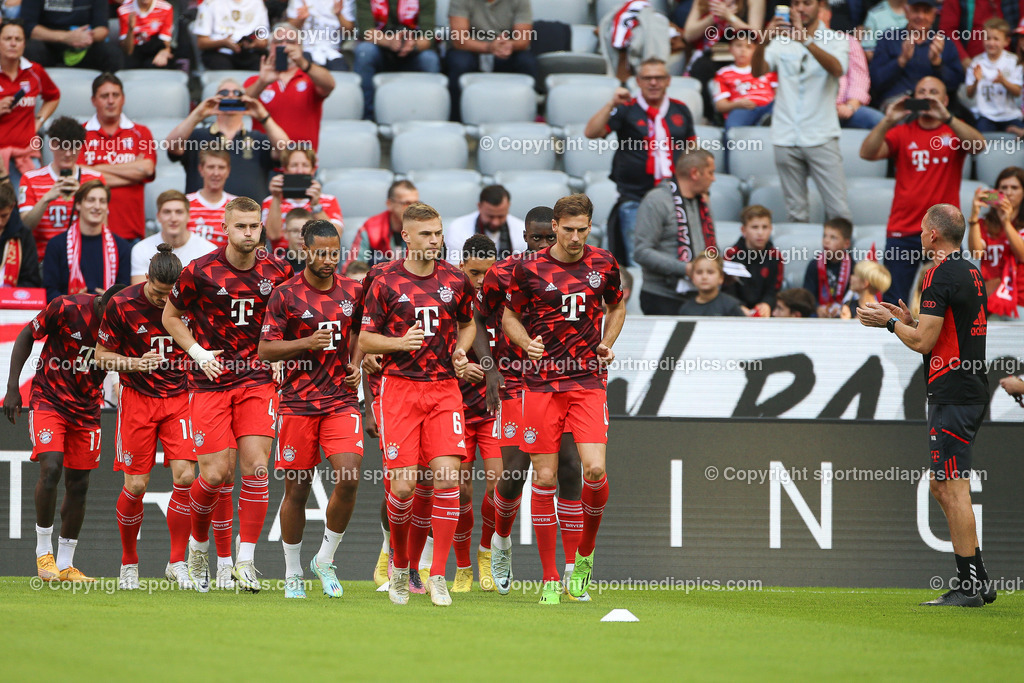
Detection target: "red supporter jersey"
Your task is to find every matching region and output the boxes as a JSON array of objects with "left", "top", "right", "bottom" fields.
[
  {"left": 19, "top": 165, "right": 105, "bottom": 260},
  {"left": 885, "top": 121, "right": 968, "bottom": 238},
  {"left": 0, "top": 58, "right": 59, "bottom": 149},
  {"left": 245, "top": 72, "right": 326, "bottom": 150},
  {"left": 187, "top": 191, "right": 237, "bottom": 248},
  {"left": 262, "top": 194, "right": 344, "bottom": 252},
  {"left": 477, "top": 252, "right": 526, "bottom": 399},
  {"left": 507, "top": 246, "right": 623, "bottom": 393},
  {"left": 459, "top": 307, "right": 494, "bottom": 424},
  {"left": 80, "top": 114, "right": 156, "bottom": 241},
  {"left": 98, "top": 282, "right": 188, "bottom": 398},
  {"left": 261, "top": 272, "right": 363, "bottom": 415},
  {"left": 711, "top": 65, "right": 777, "bottom": 111},
  {"left": 977, "top": 224, "right": 1024, "bottom": 306},
  {"left": 118, "top": 0, "right": 175, "bottom": 45},
  {"left": 168, "top": 248, "right": 293, "bottom": 390},
  {"left": 361, "top": 259, "right": 474, "bottom": 382},
  {"left": 29, "top": 294, "right": 105, "bottom": 424}
]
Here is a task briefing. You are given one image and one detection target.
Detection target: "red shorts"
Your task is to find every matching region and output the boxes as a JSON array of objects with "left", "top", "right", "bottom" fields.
[
  {"left": 496, "top": 394, "right": 525, "bottom": 447},
  {"left": 377, "top": 376, "right": 465, "bottom": 470},
  {"left": 29, "top": 410, "right": 101, "bottom": 470},
  {"left": 189, "top": 383, "right": 279, "bottom": 456},
  {"left": 276, "top": 409, "right": 364, "bottom": 470},
  {"left": 462, "top": 420, "right": 501, "bottom": 463},
  {"left": 115, "top": 386, "right": 195, "bottom": 474},
  {"left": 521, "top": 388, "right": 609, "bottom": 454}
]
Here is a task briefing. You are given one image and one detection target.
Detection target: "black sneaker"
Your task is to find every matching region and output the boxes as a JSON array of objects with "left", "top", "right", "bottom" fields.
[
  {"left": 979, "top": 581, "right": 997, "bottom": 605},
  {"left": 920, "top": 589, "right": 984, "bottom": 607}
]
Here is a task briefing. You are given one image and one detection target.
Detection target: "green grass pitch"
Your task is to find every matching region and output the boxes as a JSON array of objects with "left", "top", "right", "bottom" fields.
[{"left": 1, "top": 579, "right": 1020, "bottom": 680}]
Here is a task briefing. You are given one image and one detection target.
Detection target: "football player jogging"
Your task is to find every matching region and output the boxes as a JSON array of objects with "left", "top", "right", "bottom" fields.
[
  {"left": 359, "top": 202, "right": 475, "bottom": 607},
  {"left": 858, "top": 204, "right": 995, "bottom": 607},
  {"left": 4, "top": 285, "right": 126, "bottom": 582},
  {"left": 258, "top": 220, "right": 364, "bottom": 599},
  {"left": 503, "top": 194, "right": 625, "bottom": 605},
  {"left": 95, "top": 245, "right": 197, "bottom": 590},
  {"left": 163, "top": 196, "right": 292, "bottom": 593},
  {"left": 478, "top": 206, "right": 587, "bottom": 598}
]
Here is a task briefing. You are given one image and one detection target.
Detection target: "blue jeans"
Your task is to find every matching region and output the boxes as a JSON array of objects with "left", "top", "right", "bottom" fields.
[
  {"left": 975, "top": 116, "right": 1024, "bottom": 132},
  {"left": 841, "top": 106, "right": 885, "bottom": 129},
  {"left": 618, "top": 200, "right": 641, "bottom": 267},
  {"left": 882, "top": 234, "right": 926, "bottom": 305},
  {"left": 445, "top": 48, "right": 538, "bottom": 121},
  {"left": 352, "top": 43, "right": 442, "bottom": 119},
  {"left": 724, "top": 102, "right": 773, "bottom": 129}
]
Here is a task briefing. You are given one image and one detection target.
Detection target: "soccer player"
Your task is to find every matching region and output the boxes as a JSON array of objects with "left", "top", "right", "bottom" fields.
[
  {"left": 477, "top": 206, "right": 587, "bottom": 598},
  {"left": 858, "top": 203, "right": 995, "bottom": 607},
  {"left": 503, "top": 194, "right": 625, "bottom": 604},
  {"left": 186, "top": 148, "right": 237, "bottom": 249},
  {"left": 95, "top": 244, "right": 196, "bottom": 589},
  {"left": 3, "top": 285, "right": 126, "bottom": 582},
  {"left": 259, "top": 220, "right": 364, "bottom": 599},
  {"left": 359, "top": 202, "right": 475, "bottom": 607},
  {"left": 163, "top": 196, "right": 292, "bottom": 593}
]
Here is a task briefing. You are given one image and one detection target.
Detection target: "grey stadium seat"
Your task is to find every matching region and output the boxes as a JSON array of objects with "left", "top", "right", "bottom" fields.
[
  {"left": 536, "top": 53, "right": 609, "bottom": 87},
  {"left": 725, "top": 126, "right": 776, "bottom": 180},
  {"left": 119, "top": 69, "right": 189, "bottom": 86},
  {"left": 460, "top": 77, "right": 537, "bottom": 127},
  {"left": 974, "top": 133, "right": 1024, "bottom": 186},
  {"left": 476, "top": 123, "right": 556, "bottom": 176},
  {"left": 709, "top": 174, "right": 746, "bottom": 222},
  {"left": 493, "top": 171, "right": 572, "bottom": 220},
  {"left": 374, "top": 79, "right": 450, "bottom": 131},
  {"left": 321, "top": 169, "right": 395, "bottom": 218},
  {"left": 563, "top": 123, "right": 613, "bottom": 185},
  {"left": 748, "top": 181, "right": 825, "bottom": 224},
  {"left": 390, "top": 126, "right": 469, "bottom": 174},
  {"left": 48, "top": 68, "right": 102, "bottom": 119},
  {"left": 840, "top": 128, "right": 886, "bottom": 179},
  {"left": 321, "top": 73, "right": 364, "bottom": 121},
  {"left": 695, "top": 124, "right": 726, "bottom": 171},
  {"left": 546, "top": 79, "right": 619, "bottom": 132},
  {"left": 136, "top": 118, "right": 183, "bottom": 169},
  {"left": 715, "top": 221, "right": 743, "bottom": 248},
  {"left": 372, "top": 72, "right": 449, "bottom": 89},
  {"left": 144, "top": 165, "right": 186, "bottom": 223},
  {"left": 667, "top": 85, "right": 703, "bottom": 123},
  {"left": 586, "top": 177, "right": 620, "bottom": 231},
  {"left": 533, "top": 0, "right": 591, "bottom": 24},
  {"left": 571, "top": 24, "right": 599, "bottom": 53},
  {"left": 545, "top": 74, "right": 618, "bottom": 91},
  {"left": 959, "top": 180, "right": 985, "bottom": 217},
  {"left": 317, "top": 120, "right": 381, "bottom": 170},
  {"left": 852, "top": 235, "right": 883, "bottom": 262},
  {"left": 847, "top": 177, "right": 895, "bottom": 225},
  {"left": 773, "top": 231, "right": 821, "bottom": 288},
  {"left": 123, "top": 80, "right": 191, "bottom": 120},
  {"left": 407, "top": 170, "right": 483, "bottom": 217}
]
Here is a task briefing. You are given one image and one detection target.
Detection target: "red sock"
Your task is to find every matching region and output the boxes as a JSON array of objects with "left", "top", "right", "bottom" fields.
[
  {"left": 213, "top": 483, "right": 233, "bottom": 558},
  {"left": 166, "top": 484, "right": 192, "bottom": 563},
  {"left": 453, "top": 500, "right": 474, "bottom": 567},
  {"left": 116, "top": 487, "right": 144, "bottom": 565},
  {"left": 237, "top": 475, "right": 269, "bottom": 544},
  {"left": 430, "top": 487, "right": 461, "bottom": 577},
  {"left": 479, "top": 491, "right": 496, "bottom": 550},
  {"left": 577, "top": 475, "right": 609, "bottom": 557},
  {"left": 493, "top": 489, "right": 521, "bottom": 538},
  {"left": 386, "top": 492, "right": 413, "bottom": 568},
  {"left": 556, "top": 498, "right": 583, "bottom": 563},
  {"left": 189, "top": 476, "right": 219, "bottom": 543},
  {"left": 531, "top": 484, "right": 559, "bottom": 582},
  {"left": 407, "top": 484, "right": 433, "bottom": 568}
]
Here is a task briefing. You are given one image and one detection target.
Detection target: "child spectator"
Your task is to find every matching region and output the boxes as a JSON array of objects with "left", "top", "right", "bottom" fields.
[
  {"left": 263, "top": 147, "right": 343, "bottom": 251},
  {"left": 723, "top": 204, "right": 784, "bottom": 316},
  {"left": 861, "top": 0, "right": 907, "bottom": 58},
  {"left": 711, "top": 35, "right": 776, "bottom": 129},
  {"left": 841, "top": 260, "right": 892, "bottom": 318},
  {"left": 967, "top": 168, "right": 1024, "bottom": 317},
  {"left": 280, "top": 206, "right": 311, "bottom": 273},
  {"left": 118, "top": 0, "right": 174, "bottom": 69},
  {"left": 965, "top": 18, "right": 1024, "bottom": 133},
  {"left": 803, "top": 217, "right": 856, "bottom": 318},
  {"left": 343, "top": 259, "right": 369, "bottom": 282},
  {"left": 678, "top": 249, "right": 745, "bottom": 316},
  {"left": 772, "top": 287, "right": 816, "bottom": 317}
]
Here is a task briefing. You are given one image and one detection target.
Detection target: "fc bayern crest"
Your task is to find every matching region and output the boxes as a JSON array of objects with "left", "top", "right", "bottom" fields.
[
  {"left": 588, "top": 271, "right": 602, "bottom": 288},
  {"left": 439, "top": 285, "right": 454, "bottom": 303},
  {"left": 38, "top": 429, "right": 53, "bottom": 445},
  {"left": 194, "top": 431, "right": 205, "bottom": 447},
  {"left": 504, "top": 423, "right": 518, "bottom": 439},
  {"left": 386, "top": 443, "right": 399, "bottom": 460},
  {"left": 282, "top": 446, "right": 296, "bottom": 462},
  {"left": 259, "top": 278, "right": 273, "bottom": 296},
  {"left": 123, "top": 452, "right": 133, "bottom": 467},
  {"left": 523, "top": 427, "right": 537, "bottom": 444},
  {"left": 341, "top": 300, "right": 354, "bottom": 317}
]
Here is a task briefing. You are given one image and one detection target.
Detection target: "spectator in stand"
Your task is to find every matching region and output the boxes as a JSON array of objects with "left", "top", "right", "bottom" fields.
[
  {"left": 262, "top": 146, "right": 342, "bottom": 251},
  {"left": 21, "top": 0, "right": 122, "bottom": 71},
  {"left": 2, "top": 0, "right": 20, "bottom": 20},
  {"left": 585, "top": 57, "right": 696, "bottom": 266},
  {"left": 802, "top": 217, "right": 856, "bottom": 318},
  {"left": 967, "top": 168, "right": 1024, "bottom": 318},
  {"left": 286, "top": 0, "right": 354, "bottom": 71},
  {"left": 0, "top": 180, "right": 41, "bottom": 287},
  {"left": 940, "top": 0, "right": 1019, "bottom": 69},
  {"left": 245, "top": 22, "right": 335, "bottom": 151},
  {"left": 117, "top": 0, "right": 174, "bottom": 69},
  {"left": 193, "top": 0, "right": 269, "bottom": 71},
  {"left": 723, "top": 204, "right": 783, "bottom": 316},
  {"left": 633, "top": 148, "right": 718, "bottom": 315},
  {"left": 353, "top": 0, "right": 439, "bottom": 120},
  {"left": 186, "top": 148, "right": 237, "bottom": 249},
  {"left": 772, "top": 286, "right": 815, "bottom": 316},
  {"left": 619, "top": 267, "right": 633, "bottom": 305},
  {"left": 446, "top": 0, "right": 536, "bottom": 119},
  {"left": 78, "top": 73, "right": 155, "bottom": 244},
  {"left": 840, "top": 260, "right": 892, "bottom": 318},
  {"left": 836, "top": 26, "right": 883, "bottom": 129},
  {"left": 280, "top": 205, "right": 311, "bottom": 272},
  {"left": 19, "top": 117, "right": 102, "bottom": 260},
  {"left": 166, "top": 79, "right": 290, "bottom": 197},
  {"left": 861, "top": 0, "right": 907, "bottom": 59},
  {"left": 965, "top": 18, "right": 1024, "bottom": 133},
  {"left": 712, "top": 34, "right": 776, "bottom": 129},
  {"left": 130, "top": 189, "right": 215, "bottom": 285},
  {"left": 344, "top": 258, "right": 369, "bottom": 281},
  {"left": 0, "top": 19, "right": 58, "bottom": 188},
  {"left": 678, "top": 249, "right": 745, "bottom": 316},
  {"left": 444, "top": 184, "right": 525, "bottom": 264},
  {"left": 345, "top": 178, "right": 417, "bottom": 266},
  {"left": 42, "top": 179, "right": 129, "bottom": 301},
  {"left": 869, "top": 0, "right": 963, "bottom": 109},
  {"left": 860, "top": 76, "right": 985, "bottom": 304}
]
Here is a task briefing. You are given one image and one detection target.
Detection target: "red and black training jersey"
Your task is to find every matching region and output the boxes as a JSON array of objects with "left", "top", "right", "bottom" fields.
[
  {"left": 507, "top": 246, "right": 623, "bottom": 393},
  {"left": 262, "top": 272, "right": 363, "bottom": 415},
  {"left": 168, "top": 248, "right": 293, "bottom": 390},
  {"left": 29, "top": 294, "right": 105, "bottom": 423},
  {"left": 98, "top": 283, "right": 188, "bottom": 398},
  {"left": 919, "top": 254, "right": 989, "bottom": 405},
  {"left": 477, "top": 252, "right": 526, "bottom": 399},
  {"left": 459, "top": 312, "right": 495, "bottom": 425},
  {"left": 361, "top": 259, "right": 474, "bottom": 382}
]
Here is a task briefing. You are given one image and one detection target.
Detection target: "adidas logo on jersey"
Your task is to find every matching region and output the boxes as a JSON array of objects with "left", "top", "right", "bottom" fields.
[
  {"left": 136, "top": 325, "right": 147, "bottom": 334},
  {"left": 908, "top": 142, "right": 918, "bottom": 150},
  {"left": 71, "top": 331, "right": 82, "bottom": 340},
  {"left": 398, "top": 293, "right": 410, "bottom": 302},
  {"left": 217, "top": 287, "right": 229, "bottom": 296},
  {"left": 457, "top": 440, "right": 465, "bottom": 448},
  {"left": 301, "top": 309, "right": 314, "bottom": 319},
  {"left": 545, "top": 282, "right": 557, "bottom": 292}
]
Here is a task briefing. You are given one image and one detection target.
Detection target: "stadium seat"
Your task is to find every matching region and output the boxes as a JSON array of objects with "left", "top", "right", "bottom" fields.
[
  {"left": 959, "top": 180, "right": 985, "bottom": 217},
  {"left": 709, "top": 174, "right": 746, "bottom": 222},
  {"left": 546, "top": 79, "right": 620, "bottom": 133},
  {"left": 571, "top": 24, "right": 599, "bottom": 53},
  {"left": 586, "top": 177, "right": 620, "bottom": 230},
  {"left": 748, "top": 182, "right": 825, "bottom": 224},
  {"left": 773, "top": 231, "right": 821, "bottom": 288},
  {"left": 122, "top": 80, "right": 191, "bottom": 120},
  {"left": 847, "top": 177, "right": 895, "bottom": 225},
  {"left": 715, "top": 221, "right": 743, "bottom": 247},
  {"left": 695, "top": 124, "right": 726, "bottom": 171},
  {"left": 144, "top": 164, "right": 186, "bottom": 223},
  {"left": 321, "top": 73, "right": 364, "bottom": 120},
  {"left": 136, "top": 118, "right": 183, "bottom": 168},
  {"left": 562, "top": 123, "right": 614, "bottom": 185},
  {"left": 493, "top": 170, "right": 572, "bottom": 220},
  {"left": 321, "top": 169, "right": 395, "bottom": 217},
  {"left": 545, "top": 74, "right": 618, "bottom": 91},
  {"left": 47, "top": 68, "right": 102, "bottom": 119},
  {"left": 435, "top": 0, "right": 450, "bottom": 29},
  {"left": 476, "top": 123, "right": 556, "bottom": 176},
  {"left": 852, "top": 223, "right": 887, "bottom": 247},
  {"left": 316, "top": 120, "right": 381, "bottom": 170},
  {"left": 533, "top": 0, "right": 591, "bottom": 24},
  {"left": 407, "top": 170, "right": 483, "bottom": 217},
  {"left": 770, "top": 222, "right": 815, "bottom": 239},
  {"left": 390, "top": 125, "right": 469, "bottom": 174},
  {"left": 668, "top": 87, "right": 703, "bottom": 124},
  {"left": 372, "top": 72, "right": 449, "bottom": 89},
  {"left": 536, "top": 53, "right": 609, "bottom": 87},
  {"left": 624, "top": 266, "right": 643, "bottom": 315},
  {"left": 340, "top": 216, "right": 367, "bottom": 249},
  {"left": 460, "top": 77, "right": 537, "bottom": 128},
  {"left": 840, "top": 128, "right": 886, "bottom": 179},
  {"left": 118, "top": 69, "right": 189, "bottom": 87},
  {"left": 673, "top": 76, "right": 702, "bottom": 92},
  {"left": 374, "top": 80, "right": 450, "bottom": 132},
  {"left": 725, "top": 126, "right": 776, "bottom": 179},
  {"left": 974, "top": 133, "right": 1024, "bottom": 186},
  {"left": 458, "top": 73, "right": 535, "bottom": 90}
]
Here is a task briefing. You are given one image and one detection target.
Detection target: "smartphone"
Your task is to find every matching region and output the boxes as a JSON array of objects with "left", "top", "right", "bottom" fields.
[
  {"left": 59, "top": 167, "right": 74, "bottom": 195},
  {"left": 981, "top": 190, "right": 1004, "bottom": 207},
  {"left": 218, "top": 99, "right": 246, "bottom": 112},
  {"left": 9, "top": 87, "right": 26, "bottom": 108},
  {"left": 281, "top": 173, "right": 312, "bottom": 199},
  {"left": 774, "top": 4, "right": 790, "bottom": 23},
  {"left": 905, "top": 98, "right": 931, "bottom": 112},
  {"left": 275, "top": 45, "right": 288, "bottom": 72}
]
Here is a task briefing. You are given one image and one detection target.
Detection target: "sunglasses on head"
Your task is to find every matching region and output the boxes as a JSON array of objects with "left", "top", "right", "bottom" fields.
[{"left": 217, "top": 89, "right": 244, "bottom": 97}]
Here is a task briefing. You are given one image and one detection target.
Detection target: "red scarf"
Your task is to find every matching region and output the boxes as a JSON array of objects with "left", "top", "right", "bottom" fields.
[
  {"left": 989, "top": 255, "right": 1019, "bottom": 317},
  {"left": 2, "top": 239, "right": 21, "bottom": 287},
  {"left": 816, "top": 251, "right": 851, "bottom": 307},
  {"left": 670, "top": 179, "right": 716, "bottom": 263},
  {"left": 67, "top": 221, "right": 118, "bottom": 295},
  {"left": 638, "top": 94, "right": 673, "bottom": 183},
  {"left": 371, "top": 0, "right": 420, "bottom": 29}
]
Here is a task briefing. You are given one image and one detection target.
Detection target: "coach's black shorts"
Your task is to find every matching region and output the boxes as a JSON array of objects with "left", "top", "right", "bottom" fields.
[{"left": 927, "top": 403, "right": 985, "bottom": 480}]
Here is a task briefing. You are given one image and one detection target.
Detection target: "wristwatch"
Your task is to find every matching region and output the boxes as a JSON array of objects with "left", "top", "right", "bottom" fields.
[
  {"left": 886, "top": 317, "right": 899, "bottom": 333},
  {"left": 310, "top": 203, "right": 323, "bottom": 213}
]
